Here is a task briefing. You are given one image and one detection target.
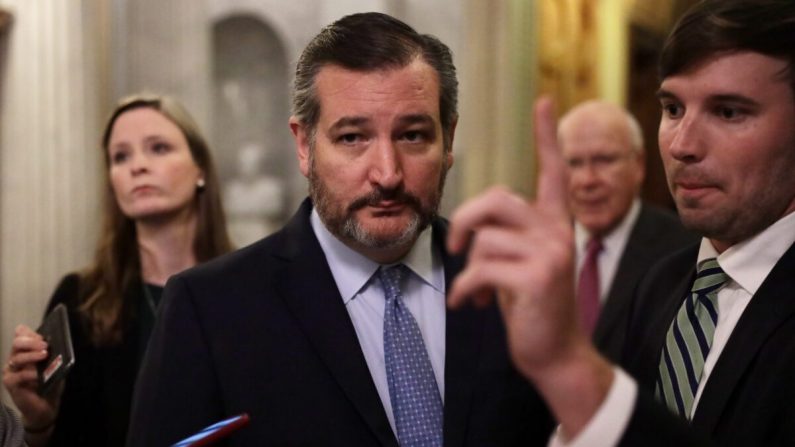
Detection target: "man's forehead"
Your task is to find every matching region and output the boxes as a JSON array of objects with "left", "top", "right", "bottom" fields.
[
  {"left": 561, "top": 119, "right": 630, "bottom": 156},
  {"left": 314, "top": 61, "right": 442, "bottom": 124},
  {"left": 660, "top": 51, "right": 790, "bottom": 94},
  {"left": 315, "top": 60, "right": 438, "bottom": 95}
]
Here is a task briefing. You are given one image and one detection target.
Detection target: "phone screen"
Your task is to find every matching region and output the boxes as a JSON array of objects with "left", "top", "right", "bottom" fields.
[{"left": 171, "top": 413, "right": 250, "bottom": 447}]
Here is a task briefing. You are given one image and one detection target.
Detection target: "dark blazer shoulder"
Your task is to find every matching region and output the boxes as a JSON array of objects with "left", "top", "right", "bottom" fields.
[
  {"left": 177, "top": 199, "right": 315, "bottom": 284},
  {"left": 640, "top": 204, "right": 696, "bottom": 241},
  {"left": 622, "top": 242, "right": 699, "bottom": 377},
  {"left": 621, "top": 241, "right": 795, "bottom": 445},
  {"left": 46, "top": 273, "right": 82, "bottom": 313},
  {"left": 594, "top": 203, "right": 698, "bottom": 361},
  {"left": 629, "top": 204, "right": 698, "bottom": 255},
  {"left": 45, "top": 271, "right": 144, "bottom": 447}
]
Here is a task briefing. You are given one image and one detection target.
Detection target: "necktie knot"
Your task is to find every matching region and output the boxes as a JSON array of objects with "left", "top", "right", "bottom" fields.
[
  {"left": 378, "top": 265, "right": 407, "bottom": 302},
  {"left": 692, "top": 258, "right": 729, "bottom": 296},
  {"left": 586, "top": 237, "right": 603, "bottom": 256}
]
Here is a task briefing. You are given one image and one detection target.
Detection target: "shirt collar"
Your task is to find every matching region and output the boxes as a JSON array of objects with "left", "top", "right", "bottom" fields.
[
  {"left": 697, "top": 210, "right": 795, "bottom": 296},
  {"left": 310, "top": 208, "right": 442, "bottom": 304}
]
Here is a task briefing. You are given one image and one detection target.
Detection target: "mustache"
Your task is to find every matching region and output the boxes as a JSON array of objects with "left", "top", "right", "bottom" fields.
[
  {"left": 347, "top": 186, "right": 423, "bottom": 213},
  {"left": 668, "top": 165, "right": 719, "bottom": 186}
]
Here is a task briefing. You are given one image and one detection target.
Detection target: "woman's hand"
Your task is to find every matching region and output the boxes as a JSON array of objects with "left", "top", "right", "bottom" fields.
[{"left": 3, "top": 324, "right": 62, "bottom": 432}]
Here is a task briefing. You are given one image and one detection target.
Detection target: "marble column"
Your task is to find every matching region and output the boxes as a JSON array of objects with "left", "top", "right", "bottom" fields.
[
  {"left": 0, "top": 0, "right": 108, "bottom": 405},
  {"left": 458, "top": 0, "right": 539, "bottom": 199}
]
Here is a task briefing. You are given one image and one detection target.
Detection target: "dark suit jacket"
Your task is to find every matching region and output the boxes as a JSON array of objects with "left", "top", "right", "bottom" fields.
[
  {"left": 593, "top": 204, "right": 697, "bottom": 362},
  {"left": 618, "top": 241, "right": 795, "bottom": 446},
  {"left": 45, "top": 274, "right": 145, "bottom": 447},
  {"left": 127, "top": 200, "right": 552, "bottom": 446}
]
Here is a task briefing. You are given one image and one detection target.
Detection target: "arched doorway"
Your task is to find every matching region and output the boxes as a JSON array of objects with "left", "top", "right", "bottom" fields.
[{"left": 212, "top": 14, "right": 292, "bottom": 247}]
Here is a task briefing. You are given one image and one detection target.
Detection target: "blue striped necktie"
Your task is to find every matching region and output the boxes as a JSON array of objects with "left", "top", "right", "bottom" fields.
[
  {"left": 656, "top": 258, "right": 729, "bottom": 419},
  {"left": 379, "top": 265, "right": 443, "bottom": 447}
]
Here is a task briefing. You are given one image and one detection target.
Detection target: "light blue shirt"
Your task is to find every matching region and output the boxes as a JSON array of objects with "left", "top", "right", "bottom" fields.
[{"left": 310, "top": 209, "right": 447, "bottom": 433}]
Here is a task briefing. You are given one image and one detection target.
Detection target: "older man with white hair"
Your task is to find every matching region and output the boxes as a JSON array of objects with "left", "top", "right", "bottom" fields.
[{"left": 559, "top": 100, "right": 696, "bottom": 361}]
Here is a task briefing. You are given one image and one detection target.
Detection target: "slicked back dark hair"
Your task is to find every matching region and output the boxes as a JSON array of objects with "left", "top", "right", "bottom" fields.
[
  {"left": 292, "top": 12, "right": 458, "bottom": 151},
  {"left": 660, "top": 0, "right": 795, "bottom": 95}
]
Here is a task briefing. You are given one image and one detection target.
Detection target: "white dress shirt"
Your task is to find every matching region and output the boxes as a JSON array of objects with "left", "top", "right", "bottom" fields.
[
  {"left": 310, "top": 210, "right": 447, "bottom": 434},
  {"left": 554, "top": 209, "right": 795, "bottom": 446},
  {"left": 575, "top": 200, "right": 641, "bottom": 303}
]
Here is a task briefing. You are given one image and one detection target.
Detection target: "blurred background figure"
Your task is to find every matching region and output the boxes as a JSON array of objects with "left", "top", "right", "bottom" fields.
[
  {"left": 559, "top": 100, "right": 696, "bottom": 361},
  {"left": 223, "top": 141, "right": 286, "bottom": 246},
  {"left": 2, "top": 94, "right": 232, "bottom": 447}
]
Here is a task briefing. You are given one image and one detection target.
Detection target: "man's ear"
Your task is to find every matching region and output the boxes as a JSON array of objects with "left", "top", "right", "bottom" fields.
[
  {"left": 289, "top": 116, "right": 311, "bottom": 178},
  {"left": 446, "top": 116, "right": 458, "bottom": 169}
]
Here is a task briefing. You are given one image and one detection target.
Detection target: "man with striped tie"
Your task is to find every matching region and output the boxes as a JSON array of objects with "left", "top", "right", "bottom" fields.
[{"left": 448, "top": 0, "right": 795, "bottom": 445}]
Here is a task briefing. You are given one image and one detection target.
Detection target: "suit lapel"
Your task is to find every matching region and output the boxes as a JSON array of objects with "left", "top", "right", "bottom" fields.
[
  {"left": 274, "top": 201, "right": 397, "bottom": 446},
  {"left": 692, "top": 242, "right": 795, "bottom": 433},
  {"left": 627, "top": 256, "right": 696, "bottom": 388},
  {"left": 594, "top": 208, "right": 657, "bottom": 346},
  {"left": 272, "top": 208, "right": 485, "bottom": 446},
  {"left": 443, "top": 305, "right": 485, "bottom": 446},
  {"left": 434, "top": 220, "right": 487, "bottom": 446}
]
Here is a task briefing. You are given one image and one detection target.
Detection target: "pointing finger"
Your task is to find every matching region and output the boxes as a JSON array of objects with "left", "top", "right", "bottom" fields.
[{"left": 534, "top": 96, "right": 568, "bottom": 217}]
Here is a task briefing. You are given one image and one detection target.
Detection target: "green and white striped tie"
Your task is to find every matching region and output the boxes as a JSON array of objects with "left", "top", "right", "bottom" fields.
[{"left": 656, "top": 258, "right": 729, "bottom": 419}]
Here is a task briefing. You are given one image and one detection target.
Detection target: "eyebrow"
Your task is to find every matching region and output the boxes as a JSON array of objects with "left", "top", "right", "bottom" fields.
[
  {"left": 705, "top": 94, "right": 761, "bottom": 107},
  {"left": 396, "top": 114, "right": 436, "bottom": 127},
  {"left": 656, "top": 88, "right": 761, "bottom": 107},
  {"left": 655, "top": 89, "right": 677, "bottom": 101},
  {"left": 328, "top": 116, "right": 370, "bottom": 133},
  {"left": 143, "top": 135, "right": 169, "bottom": 143},
  {"left": 328, "top": 114, "right": 437, "bottom": 132}
]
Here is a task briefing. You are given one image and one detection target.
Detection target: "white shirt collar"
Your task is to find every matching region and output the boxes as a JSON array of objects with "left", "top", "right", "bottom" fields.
[
  {"left": 698, "top": 210, "right": 795, "bottom": 296},
  {"left": 310, "top": 209, "right": 442, "bottom": 304}
]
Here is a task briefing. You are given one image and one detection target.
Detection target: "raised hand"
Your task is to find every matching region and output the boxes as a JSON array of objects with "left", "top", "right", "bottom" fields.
[
  {"left": 447, "top": 97, "right": 581, "bottom": 374},
  {"left": 447, "top": 97, "right": 614, "bottom": 436},
  {"left": 3, "top": 324, "right": 61, "bottom": 434}
]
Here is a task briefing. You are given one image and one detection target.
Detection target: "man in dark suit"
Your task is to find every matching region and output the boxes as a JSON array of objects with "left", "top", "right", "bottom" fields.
[
  {"left": 127, "top": 12, "right": 551, "bottom": 447},
  {"left": 447, "top": 0, "right": 795, "bottom": 445},
  {"left": 559, "top": 100, "right": 696, "bottom": 361}
]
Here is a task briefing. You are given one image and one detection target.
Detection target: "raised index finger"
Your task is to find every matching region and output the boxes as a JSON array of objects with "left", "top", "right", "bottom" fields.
[{"left": 533, "top": 96, "right": 568, "bottom": 217}]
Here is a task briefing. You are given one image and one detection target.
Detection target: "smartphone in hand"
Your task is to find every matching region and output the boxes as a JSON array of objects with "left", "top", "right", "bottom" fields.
[
  {"left": 171, "top": 413, "right": 251, "bottom": 447},
  {"left": 36, "top": 303, "right": 75, "bottom": 395}
]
